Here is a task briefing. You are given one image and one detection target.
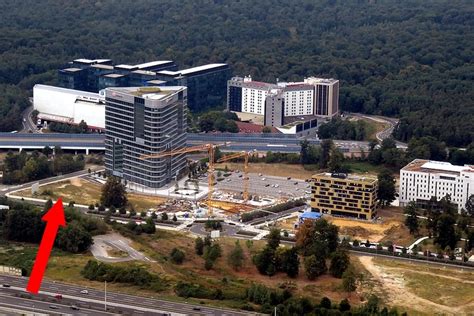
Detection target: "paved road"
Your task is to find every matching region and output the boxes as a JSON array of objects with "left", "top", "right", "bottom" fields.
[
  {"left": 20, "top": 104, "right": 39, "bottom": 134},
  {"left": 91, "top": 233, "right": 154, "bottom": 263},
  {"left": 347, "top": 112, "right": 407, "bottom": 148},
  {"left": 0, "top": 275, "right": 255, "bottom": 316}
]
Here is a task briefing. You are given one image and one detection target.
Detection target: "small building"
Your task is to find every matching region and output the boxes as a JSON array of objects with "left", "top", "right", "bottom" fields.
[
  {"left": 294, "top": 211, "right": 322, "bottom": 228},
  {"left": 311, "top": 173, "right": 378, "bottom": 220}
]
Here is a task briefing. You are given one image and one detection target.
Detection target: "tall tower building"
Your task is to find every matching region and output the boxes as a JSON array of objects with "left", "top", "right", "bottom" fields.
[
  {"left": 104, "top": 86, "right": 187, "bottom": 189},
  {"left": 304, "top": 77, "right": 339, "bottom": 117}
]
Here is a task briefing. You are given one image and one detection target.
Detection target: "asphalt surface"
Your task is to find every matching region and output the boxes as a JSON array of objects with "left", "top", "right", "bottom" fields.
[
  {"left": 20, "top": 104, "right": 39, "bottom": 133},
  {"left": 91, "top": 233, "right": 154, "bottom": 263},
  {"left": 208, "top": 172, "right": 311, "bottom": 199},
  {"left": 0, "top": 275, "right": 255, "bottom": 316}
]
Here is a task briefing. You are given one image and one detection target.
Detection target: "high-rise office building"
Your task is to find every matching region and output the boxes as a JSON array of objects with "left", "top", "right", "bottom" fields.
[
  {"left": 155, "top": 63, "right": 231, "bottom": 112},
  {"left": 311, "top": 173, "right": 378, "bottom": 219},
  {"left": 399, "top": 159, "right": 474, "bottom": 213},
  {"left": 304, "top": 77, "right": 339, "bottom": 117},
  {"left": 104, "top": 86, "right": 187, "bottom": 189}
]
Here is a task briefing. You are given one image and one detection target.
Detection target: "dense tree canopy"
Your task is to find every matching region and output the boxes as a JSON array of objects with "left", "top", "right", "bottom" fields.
[{"left": 0, "top": 0, "right": 471, "bottom": 146}]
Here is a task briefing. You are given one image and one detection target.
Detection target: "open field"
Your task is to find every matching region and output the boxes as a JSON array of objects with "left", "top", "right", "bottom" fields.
[
  {"left": 215, "top": 162, "right": 316, "bottom": 180},
  {"left": 357, "top": 255, "right": 474, "bottom": 315},
  {"left": 15, "top": 178, "right": 166, "bottom": 211},
  {"left": 348, "top": 116, "right": 389, "bottom": 141}
]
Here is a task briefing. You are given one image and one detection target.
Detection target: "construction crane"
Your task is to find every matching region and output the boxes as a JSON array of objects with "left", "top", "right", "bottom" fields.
[
  {"left": 140, "top": 142, "right": 229, "bottom": 217},
  {"left": 216, "top": 151, "right": 253, "bottom": 202}
]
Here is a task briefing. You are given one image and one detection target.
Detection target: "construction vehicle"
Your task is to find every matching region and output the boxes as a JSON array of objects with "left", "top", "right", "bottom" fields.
[
  {"left": 216, "top": 151, "right": 253, "bottom": 202},
  {"left": 140, "top": 143, "right": 229, "bottom": 217}
]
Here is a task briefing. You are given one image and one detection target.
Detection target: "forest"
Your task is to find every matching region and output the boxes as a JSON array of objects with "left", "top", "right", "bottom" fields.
[{"left": 0, "top": 0, "right": 472, "bottom": 146}]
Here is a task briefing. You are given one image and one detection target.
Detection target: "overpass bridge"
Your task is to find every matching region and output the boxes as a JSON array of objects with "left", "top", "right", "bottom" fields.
[{"left": 0, "top": 133, "right": 368, "bottom": 154}]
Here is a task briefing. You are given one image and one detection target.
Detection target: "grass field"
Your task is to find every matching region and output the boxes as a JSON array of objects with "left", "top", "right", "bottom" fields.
[
  {"left": 361, "top": 257, "right": 474, "bottom": 315},
  {"left": 15, "top": 178, "right": 166, "bottom": 211}
]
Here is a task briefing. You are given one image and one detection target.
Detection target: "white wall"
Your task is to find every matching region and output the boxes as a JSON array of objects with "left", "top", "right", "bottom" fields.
[
  {"left": 33, "top": 85, "right": 105, "bottom": 129},
  {"left": 242, "top": 87, "right": 268, "bottom": 115},
  {"left": 283, "top": 89, "right": 314, "bottom": 116}
]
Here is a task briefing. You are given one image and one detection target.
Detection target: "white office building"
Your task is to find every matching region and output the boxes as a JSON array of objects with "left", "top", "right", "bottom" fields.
[{"left": 399, "top": 159, "right": 474, "bottom": 213}]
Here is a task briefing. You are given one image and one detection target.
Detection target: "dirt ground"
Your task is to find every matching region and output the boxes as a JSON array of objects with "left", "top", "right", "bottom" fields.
[
  {"left": 209, "top": 200, "right": 255, "bottom": 214},
  {"left": 15, "top": 178, "right": 166, "bottom": 211},
  {"left": 357, "top": 256, "right": 474, "bottom": 315},
  {"left": 215, "top": 162, "right": 316, "bottom": 180},
  {"left": 326, "top": 207, "right": 414, "bottom": 246}
]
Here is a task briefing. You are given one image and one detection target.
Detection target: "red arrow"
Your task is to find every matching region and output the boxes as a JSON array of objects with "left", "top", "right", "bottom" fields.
[{"left": 26, "top": 198, "right": 66, "bottom": 294}]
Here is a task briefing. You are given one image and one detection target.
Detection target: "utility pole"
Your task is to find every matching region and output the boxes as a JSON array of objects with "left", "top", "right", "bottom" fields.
[{"left": 104, "top": 280, "right": 107, "bottom": 311}]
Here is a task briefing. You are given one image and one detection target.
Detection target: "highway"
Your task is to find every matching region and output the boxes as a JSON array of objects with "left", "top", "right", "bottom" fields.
[
  {"left": 0, "top": 132, "right": 371, "bottom": 154},
  {"left": 0, "top": 275, "right": 255, "bottom": 316}
]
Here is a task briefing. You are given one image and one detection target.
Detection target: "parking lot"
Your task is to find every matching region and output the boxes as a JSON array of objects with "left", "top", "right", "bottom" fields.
[{"left": 200, "top": 171, "right": 312, "bottom": 199}]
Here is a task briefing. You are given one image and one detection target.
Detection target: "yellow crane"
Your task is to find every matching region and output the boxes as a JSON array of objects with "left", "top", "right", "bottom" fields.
[
  {"left": 140, "top": 142, "right": 228, "bottom": 217},
  {"left": 216, "top": 151, "right": 253, "bottom": 202}
]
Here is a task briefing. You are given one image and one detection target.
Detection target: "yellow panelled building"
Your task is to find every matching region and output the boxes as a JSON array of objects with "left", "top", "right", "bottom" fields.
[{"left": 310, "top": 173, "right": 378, "bottom": 220}]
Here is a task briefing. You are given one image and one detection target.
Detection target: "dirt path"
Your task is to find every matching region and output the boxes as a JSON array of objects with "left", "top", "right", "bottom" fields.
[{"left": 358, "top": 256, "right": 467, "bottom": 315}]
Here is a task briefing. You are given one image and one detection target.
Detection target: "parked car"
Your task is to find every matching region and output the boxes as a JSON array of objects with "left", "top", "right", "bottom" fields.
[{"left": 80, "top": 289, "right": 88, "bottom": 294}]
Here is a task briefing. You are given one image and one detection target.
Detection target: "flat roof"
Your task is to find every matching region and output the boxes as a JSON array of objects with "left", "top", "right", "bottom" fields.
[
  {"left": 91, "top": 64, "right": 114, "bottom": 70},
  {"left": 179, "top": 63, "right": 228, "bottom": 75},
  {"left": 157, "top": 70, "right": 179, "bottom": 76},
  {"left": 103, "top": 73, "right": 125, "bottom": 78},
  {"left": 34, "top": 84, "right": 100, "bottom": 99},
  {"left": 147, "top": 80, "right": 167, "bottom": 85},
  {"left": 131, "top": 70, "right": 156, "bottom": 76},
  {"left": 313, "top": 172, "right": 377, "bottom": 184},
  {"left": 135, "top": 60, "right": 173, "bottom": 69},
  {"left": 61, "top": 67, "right": 83, "bottom": 72},
  {"left": 114, "top": 64, "right": 137, "bottom": 70},
  {"left": 107, "top": 86, "right": 185, "bottom": 99},
  {"left": 402, "top": 159, "right": 473, "bottom": 175},
  {"left": 304, "top": 77, "right": 339, "bottom": 85},
  {"left": 74, "top": 58, "right": 112, "bottom": 64}
]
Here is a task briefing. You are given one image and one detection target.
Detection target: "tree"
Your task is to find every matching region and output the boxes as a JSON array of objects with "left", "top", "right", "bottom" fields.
[
  {"left": 170, "top": 248, "right": 185, "bottom": 264},
  {"left": 267, "top": 228, "right": 281, "bottom": 250},
  {"left": 465, "top": 194, "right": 474, "bottom": 216},
  {"left": 78, "top": 120, "right": 88, "bottom": 133},
  {"left": 320, "top": 297, "right": 332, "bottom": 309},
  {"left": 56, "top": 221, "right": 93, "bottom": 253},
  {"left": 434, "top": 213, "right": 458, "bottom": 250},
  {"left": 377, "top": 169, "right": 396, "bottom": 207},
  {"left": 329, "top": 249, "right": 350, "bottom": 278},
  {"left": 280, "top": 247, "right": 299, "bottom": 278},
  {"left": 328, "top": 148, "right": 344, "bottom": 173},
  {"left": 296, "top": 219, "right": 339, "bottom": 258},
  {"left": 339, "top": 299, "right": 351, "bottom": 312},
  {"left": 195, "top": 237, "right": 204, "bottom": 256},
  {"left": 43, "top": 199, "right": 53, "bottom": 213},
  {"left": 227, "top": 240, "right": 244, "bottom": 271},
  {"left": 341, "top": 266, "right": 357, "bottom": 292},
  {"left": 320, "top": 139, "right": 333, "bottom": 169},
  {"left": 404, "top": 202, "right": 419, "bottom": 235},
  {"left": 253, "top": 246, "right": 275, "bottom": 276},
  {"left": 304, "top": 255, "right": 327, "bottom": 280},
  {"left": 42, "top": 146, "right": 53, "bottom": 156},
  {"left": 142, "top": 217, "right": 156, "bottom": 234},
  {"left": 100, "top": 176, "right": 127, "bottom": 208},
  {"left": 172, "top": 214, "right": 178, "bottom": 222},
  {"left": 262, "top": 126, "right": 272, "bottom": 133},
  {"left": 161, "top": 212, "right": 169, "bottom": 221}
]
